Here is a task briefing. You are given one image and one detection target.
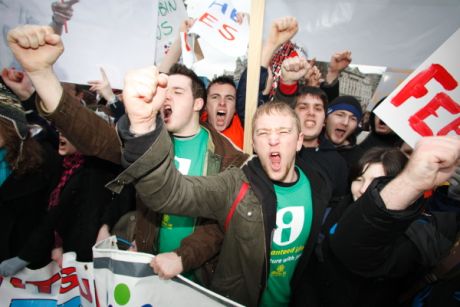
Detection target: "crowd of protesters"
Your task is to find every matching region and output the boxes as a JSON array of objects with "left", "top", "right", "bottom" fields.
[{"left": 0, "top": 8, "right": 459, "bottom": 307}]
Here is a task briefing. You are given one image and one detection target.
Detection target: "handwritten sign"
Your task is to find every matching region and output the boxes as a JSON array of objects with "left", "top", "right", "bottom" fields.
[
  {"left": 189, "top": 0, "right": 249, "bottom": 57},
  {"left": 374, "top": 28, "right": 460, "bottom": 147},
  {"left": 155, "top": 0, "right": 187, "bottom": 65}
]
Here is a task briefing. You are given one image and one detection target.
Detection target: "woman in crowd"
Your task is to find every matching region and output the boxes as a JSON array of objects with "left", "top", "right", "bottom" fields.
[
  {"left": 0, "top": 105, "right": 133, "bottom": 275},
  {"left": 0, "top": 100, "right": 61, "bottom": 275},
  {"left": 297, "top": 147, "right": 459, "bottom": 307}
]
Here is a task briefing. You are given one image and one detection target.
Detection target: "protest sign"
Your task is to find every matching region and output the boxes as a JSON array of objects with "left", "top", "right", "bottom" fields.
[
  {"left": 155, "top": 0, "right": 188, "bottom": 65},
  {"left": 181, "top": 32, "right": 196, "bottom": 68},
  {"left": 93, "top": 236, "right": 244, "bottom": 307},
  {"left": 189, "top": 0, "right": 249, "bottom": 57},
  {"left": 374, "top": 28, "right": 460, "bottom": 147},
  {"left": 0, "top": 237, "right": 243, "bottom": 306},
  {"left": 0, "top": 253, "right": 94, "bottom": 307},
  {"left": 0, "top": 0, "right": 158, "bottom": 90},
  {"left": 55, "top": 0, "right": 158, "bottom": 90},
  {"left": 0, "top": 0, "right": 46, "bottom": 70}
]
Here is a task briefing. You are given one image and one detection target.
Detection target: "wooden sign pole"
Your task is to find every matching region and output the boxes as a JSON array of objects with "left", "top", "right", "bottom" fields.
[{"left": 243, "top": 0, "right": 266, "bottom": 154}]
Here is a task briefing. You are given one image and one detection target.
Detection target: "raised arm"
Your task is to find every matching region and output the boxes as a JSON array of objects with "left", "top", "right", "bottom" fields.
[
  {"left": 237, "top": 16, "right": 298, "bottom": 123},
  {"left": 7, "top": 25, "right": 64, "bottom": 112},
  {"left": 108, "top": 66, "right": 240, "bottom": 220},
  {"left": 158, "top": 18, "right": 196, "bottom": 73},
  {"left": 1, "top": 68, "right": 35, "bottom": 101},
  {"left": 381, "top": 137, "right": 460, "bottom": 210},
  {"left": 330, "top": 136, "right": 460, "bottom": 276},
  {"left": 8, "top": 25, "right": 122, "bottom": 163},
  {"left": 271, "top": 56, "right": 309, "bottom": 107},
  {"left": 261, "top": 16, "right": 298, "bottom": 68},
  {"left": 50, "top": 0, "right": 79, "bottom": 35},
  {"left": 325, "top": 50, "right": 352, "bottom": 85}
]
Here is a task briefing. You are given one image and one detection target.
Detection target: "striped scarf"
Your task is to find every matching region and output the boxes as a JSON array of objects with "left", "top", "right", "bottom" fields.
[
  {"left": 0, "top": 148, "right": 11, "bottom": 187},
  {"left": 48, "top": 152, "right": 85, "bottom": 248},
  {"left": 48, "top": 152, "right": 85, "bottom": 208}
]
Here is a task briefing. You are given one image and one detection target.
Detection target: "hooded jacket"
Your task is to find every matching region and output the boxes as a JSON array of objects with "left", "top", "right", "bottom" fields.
[
  {"left": 36, "top": 91, "right": 248, "bottom": 274},
  {"left": 107, "top": 116, "right": 333, "bottom": 306}
]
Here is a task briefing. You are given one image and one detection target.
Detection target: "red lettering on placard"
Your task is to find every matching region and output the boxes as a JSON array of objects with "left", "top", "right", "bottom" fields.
[
  {"left": 94, "top": 280, "right": 101, "bottom": 307},
  {"left": 392, "top": 64, "right": 458, "bottom": 106},
  {"left": 219, "top": 24, "right": 237, "bottom": 40},
  {"left": 59, "top": 267, "right": 79, "bottom": 294},
  {"left": 79, "top": 278, "right": 93, "bottom": 303},
  {"left": 183, "top": 32, "right": 191, "bottom": 52},
  {"left": 199, "top": 12, "right": 218, "bottom": 28},
  {"left": 408, "top": 92, "right": 460, "bottom": 136},
  {"left": 438, "top": 117, "right": 460, "bottom": 136},
  {"left": 26, "top": 273, "right": 61, "bottom": 294},
  {"left": 10, "top": 277, "right": 26, "bottom": 289}
]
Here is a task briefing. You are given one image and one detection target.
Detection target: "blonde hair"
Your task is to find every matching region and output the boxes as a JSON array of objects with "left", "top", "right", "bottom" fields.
[{"left": 251, "top": 101, "right": 301, "bottom": 137}]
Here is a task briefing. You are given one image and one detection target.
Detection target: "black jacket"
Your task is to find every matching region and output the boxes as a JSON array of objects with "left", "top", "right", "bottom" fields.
[
  {"left": 301, "top": 178, "right": 458, "bottom": 307},
  {"left": 19, "top": 157, "right": 131, "bottom": 262},
  {"left": 0, "top": 143, "right": 61, "bottom": 268},
  {"left": 299, "top": 134, "right": 349, "bottom": 198}
]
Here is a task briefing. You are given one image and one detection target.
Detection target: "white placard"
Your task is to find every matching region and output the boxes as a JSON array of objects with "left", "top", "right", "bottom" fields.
[
  {"left": 54, "top": 0, "right": 157, "bottom": 90},
  {"left": 374, "top": 28, "right": 460, "bottom": 147},
  {"left": 189, "top": 0, "right": 249, "bottom": 57},
  {"left": 155, "top": 0, "right": 188, "bottom": 65},
  {"left": 0, "top": 0, "right": 158, "bottom": 90},
  {"left": 0, "top": 237, "right": 244, "bottom": 307},
  {"left": 0, "top": 253, "right": 94, "bottom": 307}
]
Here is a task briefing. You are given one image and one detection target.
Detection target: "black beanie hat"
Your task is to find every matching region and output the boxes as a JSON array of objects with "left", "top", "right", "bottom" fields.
[{"left": 327, "top": 95, "right": 363, "bottom": 121}]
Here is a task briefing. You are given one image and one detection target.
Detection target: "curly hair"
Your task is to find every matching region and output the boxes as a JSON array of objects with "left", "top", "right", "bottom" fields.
[{"left": 0, "top": 118, "right": 43, "bottom": 176}]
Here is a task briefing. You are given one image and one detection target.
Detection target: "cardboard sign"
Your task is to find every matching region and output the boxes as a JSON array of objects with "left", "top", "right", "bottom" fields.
[
  {"left": 155, "top": 0, "right": 188, "bottom": 65},
  {"left": 374, "top": 29, "right": 460, "bottom": 147},
  {"left": 189, "top": 0, "right": 249, "bottom": 57}
]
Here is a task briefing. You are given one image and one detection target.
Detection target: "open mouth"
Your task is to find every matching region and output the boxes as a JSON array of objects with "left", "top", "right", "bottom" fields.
[
  {"left": 163, "top": 105, "right": 172, "bottom": 122},
  {"left": 304, "top": 120, "right": 316, "bottom": 128},
  {"left": 216, "top": 110, "right": 227, "bottom": 125},
  {"left": 269, "top": 152, "right": 281, "bottom": 170},
  {"left": 59, "top": 137, "right": 67, "bottom": 147},
  {"left": 334, "top": 128, "right": 346, "bottom": 139}
]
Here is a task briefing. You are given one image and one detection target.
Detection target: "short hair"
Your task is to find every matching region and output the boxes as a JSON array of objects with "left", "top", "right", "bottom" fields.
[
  {"left": 350, "top": 147, "right": 408, "bottom": 182},
  {"left": 169, "top": 64, "right": 206, "bottom": 101},
  {"left": 295, "top": 85, "right": 328, "bottom": 109},
  {"left": 207, "top": 75, "right": 236, "bottom": 93},
  {"left": 252, "top": 101, "right": 301, "bottom": 137}
]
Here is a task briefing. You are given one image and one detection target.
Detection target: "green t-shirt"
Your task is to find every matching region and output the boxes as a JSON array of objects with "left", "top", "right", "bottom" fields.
[
  {"left": 158, "top": 128, "right": 209, "bottom": 254},
  {"left": 260, "top": 168, "right": 313, "bottom": 307}
]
